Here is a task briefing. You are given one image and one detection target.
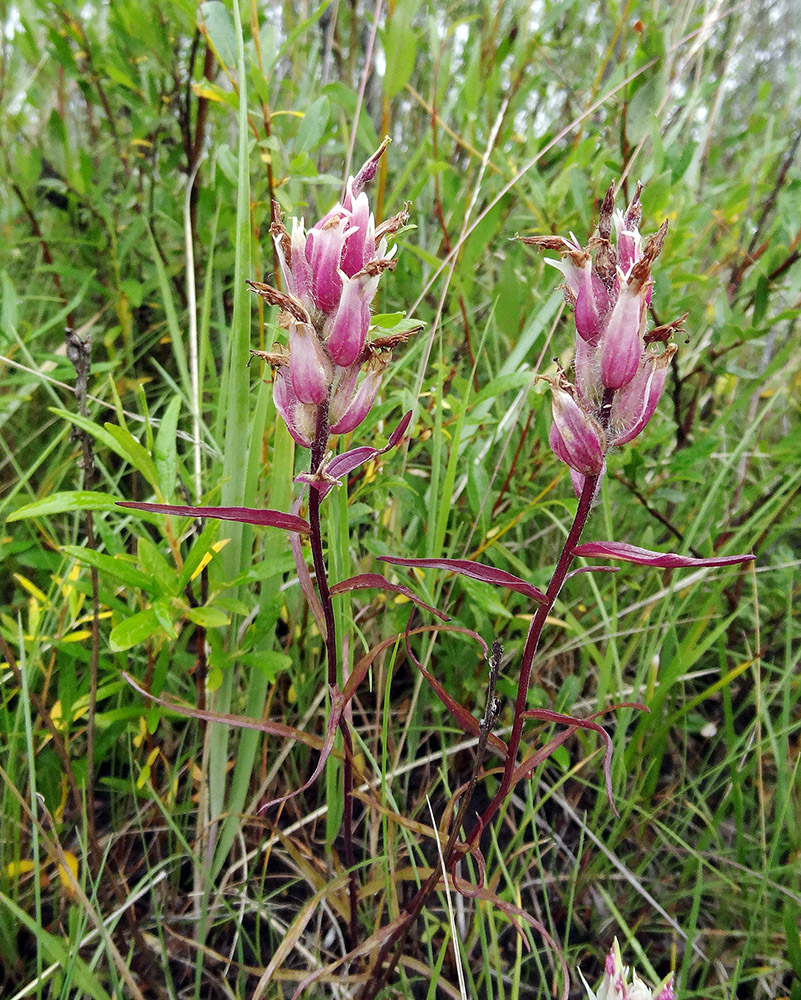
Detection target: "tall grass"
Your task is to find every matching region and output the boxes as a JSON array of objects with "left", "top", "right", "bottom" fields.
[{"left": 1, "top": 1, "right": 800, "bottom": 998}]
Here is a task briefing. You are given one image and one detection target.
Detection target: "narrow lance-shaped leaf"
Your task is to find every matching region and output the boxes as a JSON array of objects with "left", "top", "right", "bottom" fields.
[
  {"left": 380, "top": 555, "right": 548, "bottom": 604},
  {"left": 572, "top": 540, "right": 755, "bottom": 568},
  {"left": 401, "top": 621, "right": 509, "bottom": 759},
  {"left": 296, "top": 410, "right": 413, "bottom": 496},
  {"left": 7, "top": 491, "right": 124, "bottom": 522},
  {"left": 330, "top": 573, "right": 449, "bottom": 621},
  {"left": 116, "top": 501, "right": 310, "bottom": 533},
  {"left": 122, "top": 672, "right": 324, "bottom": 749}
]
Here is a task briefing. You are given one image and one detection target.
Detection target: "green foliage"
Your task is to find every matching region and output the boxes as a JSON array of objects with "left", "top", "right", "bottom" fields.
[{"left": 1, "top": 0, "right": 800, "bottom": 998}]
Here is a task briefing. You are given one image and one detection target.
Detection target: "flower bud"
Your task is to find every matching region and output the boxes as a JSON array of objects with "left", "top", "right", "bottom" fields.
[
  {"left": 340, "top": 191, "right": 373, "bottom": 278},
  {"left": 580, "top": 938, "right": 674, "bottom": 1000},
  {"left": 288, "top": 322, "right": 331, "bottom": 404},
  {"left": 309, "top": 216, "right": 352, "bottom": 315},
  {"left": 569, "top": 464, "right": 606, "bottom": 501},
  {"left": 272, "top": 367, "right": 316, "bottom": 448},
  {"left": 327, "top": 271, "right": 380, "bottom": 367},
  {"left": 349, "top": 136, "right": 391, "bottom": 200},
  {"left": 609, "top": 344, "right": 677, "bottom": 446},
  {"left": 616, "top": 183, "right": 643, "bottom": 277},
  {"left": 330, "top": 358, "right": 387, "bottom": 435},
  {"left": 548, "top": 384, "right": 605, "bottom": 475},
  {"left": 575, "top": 264, "right": 610, "bottom": 342},
  {"left": 574, "top": 333, "right": 602, "bottom": 406},
  {"left": 600, "top": 273, "right": 648, "bottom": 390}
]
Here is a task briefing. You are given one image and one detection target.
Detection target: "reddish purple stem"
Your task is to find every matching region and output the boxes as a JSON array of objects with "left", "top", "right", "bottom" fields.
[{"left": 305, "top": 404, "right": 359, "bottom": 946}]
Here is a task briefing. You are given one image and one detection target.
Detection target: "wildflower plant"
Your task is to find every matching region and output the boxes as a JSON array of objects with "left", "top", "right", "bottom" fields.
[
  {"left": 355, "top": 185, "right": 756, "bottom": 999},
  {"left": 55, "top": 157, "right": 754, "bottom": 995},
  {"left": 580, "top": 939, "right": 675, "bottom": 1000},
  {"left": 117, "top": 140, "right": 419, "bottom": 941}
]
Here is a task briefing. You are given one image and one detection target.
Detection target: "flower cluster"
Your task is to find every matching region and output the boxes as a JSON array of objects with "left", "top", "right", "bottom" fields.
[
  {"left": 521, "top": 184, "right": 683, "bottom": 497},
  {"left": 249, "top": 139, "right": 410, "bottom": 451},
  {"left": 579, "top": 939, "right": 674, "bottom": 1000}
]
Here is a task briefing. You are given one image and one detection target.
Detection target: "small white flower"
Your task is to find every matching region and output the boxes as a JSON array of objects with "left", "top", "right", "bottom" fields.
[{"left": 579, "top": 939, "right": 675, "bottom": 1000}]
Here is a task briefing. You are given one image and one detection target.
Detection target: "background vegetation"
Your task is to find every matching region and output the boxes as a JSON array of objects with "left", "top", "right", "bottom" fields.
[{"left": 1, "top": 0, "right": 800, "bottom": 997}]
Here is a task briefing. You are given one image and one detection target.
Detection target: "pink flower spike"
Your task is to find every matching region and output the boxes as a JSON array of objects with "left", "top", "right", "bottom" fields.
[
  {"left": 549, "top": 385, "right": 605, "bottom": 475},
  {"left": 610, "top": 344, "right": 676, "bottom": 446},
  {"left": 288, "top": 322, "right": 331, "bottom": 404},
  {"left": 327, "top": 271, "right": 379, "bottom": 366},
  {"left": 600, "top": 276, "right": 647, "bottom": 390},
  {"left": 330, "top": 361, "right": 385, "bottom": 435}
]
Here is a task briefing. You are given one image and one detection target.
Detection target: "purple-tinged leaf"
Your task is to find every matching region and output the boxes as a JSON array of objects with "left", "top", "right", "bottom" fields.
[
  {"left": 300, "top": 410, "right": 413, "bottom": 497},
  {"left": 510, "top": 728, "right": 577, "bottom": 786},
  {"left": 122, "top": 672, "right": 323, "bottom": 749},
  {"left": 516, "top": 701, "right": 648, "bottom": 816},
  {"left": 451, "top": 839, "right": 485, "bottom": 899},
  {"left": 323, "top": 447, "right": 377, "bottom": 482},
  {"left": 387, "top": 408, "right": 413, "bottom": 447},
  {"left": 572, "top": 540, "right": 755, "bottom": 568},
  {"left": 342, "top": 624, "right": 458, "bottom": 703},
  {"left": 259, "top": 685, "right": 344, "bottom": 813},
  {"left": 381, "top": 555, "right": 548, "bottom": 604},
  {"left": 330, "top": 572, "right": 448, "bottom": 621},
  {"left": 117, "top": 501, "right": 310, "bottom": 533},
  {"left": 401, "top": 621, "right": 508, "bottom": 759},
  {"left": 521, "top": 708, "right": 617, "bottom": 815}
]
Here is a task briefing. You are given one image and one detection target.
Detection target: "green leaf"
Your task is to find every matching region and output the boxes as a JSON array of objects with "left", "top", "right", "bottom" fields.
[
  {"left": 200, "top": 1, "right": 238, "bottom": 69},
  {"left": 178, "top": 520, "right": 222, "bottom": 591},
  {"left": 137, "top": 537, "right": 178, "bottom": 595},
  {"left": 384, "top": 0, "right": 422, "bottom": 100},
  {"left": 752, "top": 275, "right": 769, "bottom": 327},
  {"left": 152, "top": 597, "right": 179, "bottom": 639},
  {"left": 784, "top": 900, "right": 801, "bottom": 980},
  {"left": 238, "top": 650, "right": 292, "bottom": 681},
  {"left": 61, "top": 545, "right": 155, "bottom": 593},
  {"left": 154, "top": 396, "right": 181, "bottom": 498},
  {"left": 296, "top": 95, "right": 330, "bottom": 151},
  {"left": 49, "top": 409, "right": 160, "bottom": 492},
  {"left": 110, "top": 608, "right": 162, "bottom": 652},
  {"left": 103, "top": 423, "right": 160, "bottom": 491},
  {"left": 185, "top": 605, "right": 230, "bottom": 628},
  {"left": 0, "top": 894, "right": 113, "bottom": 1000},
  {"left": 276, "top": 0, "right": 334, "bottom": 62},
  {"left": 6, "top": 491, "right": 121, "bottom": 522}
]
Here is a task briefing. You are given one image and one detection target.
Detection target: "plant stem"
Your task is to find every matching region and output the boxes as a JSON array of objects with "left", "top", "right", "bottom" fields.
[
  {"left": 306, "top": 404, "right": 359, "bottom": 946},
  {"left": 359, "top": 471, "right": 600, "bottom": 999},
  {"left": 464, "top": 470, "right": 599, "bottom": 847}
]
